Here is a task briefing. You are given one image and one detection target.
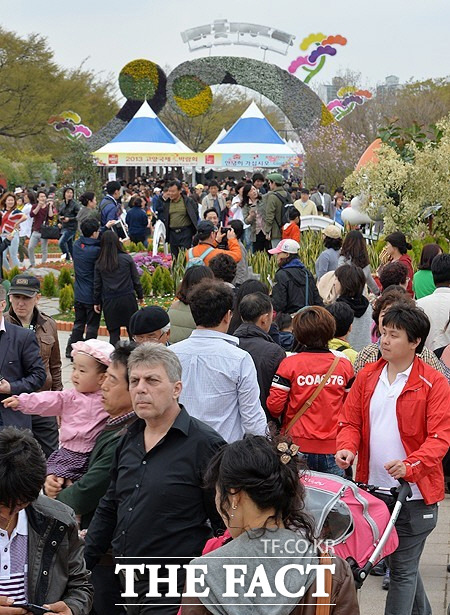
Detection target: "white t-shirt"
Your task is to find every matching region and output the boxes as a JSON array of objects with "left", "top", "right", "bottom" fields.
[
  {"left": 368, "top": 363, "right": 422, "bottom": 500},
  {"left": 19, "top": 203, "right": 32, "bottom": 238}
]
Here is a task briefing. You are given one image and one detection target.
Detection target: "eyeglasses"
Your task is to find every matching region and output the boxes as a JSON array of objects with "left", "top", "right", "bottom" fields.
[{"left": 133, "top": 331, "right": 165, "bottom": 343}]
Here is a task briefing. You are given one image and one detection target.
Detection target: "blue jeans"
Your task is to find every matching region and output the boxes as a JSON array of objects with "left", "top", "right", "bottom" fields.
[
  {"left": 303, "top": 453, "right": 345, "bottom": 477},
  {"left": 59, "top": 228, "right": 76, "bottom": 259}
]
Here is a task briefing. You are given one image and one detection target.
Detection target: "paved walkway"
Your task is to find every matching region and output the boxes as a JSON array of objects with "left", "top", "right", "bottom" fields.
[{"left": 54, "top": 327, "right": 450, "bottom": 614}]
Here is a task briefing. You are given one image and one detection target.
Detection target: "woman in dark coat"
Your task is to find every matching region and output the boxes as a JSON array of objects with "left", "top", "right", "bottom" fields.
[
  {"left": 93, "top": 230, "right": 144, "bottom": 346},
  {"left": 58, "top": 186, "right": 80, "bottom": 261}
]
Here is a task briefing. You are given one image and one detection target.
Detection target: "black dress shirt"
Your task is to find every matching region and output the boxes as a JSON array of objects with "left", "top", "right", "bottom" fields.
[{"left": 84, "top": 405, "right": 226, "bottom": 570}]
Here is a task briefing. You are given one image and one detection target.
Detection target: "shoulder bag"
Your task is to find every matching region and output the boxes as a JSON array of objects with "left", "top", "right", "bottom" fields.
[{"left": 284, "top": 356, "right": 340, "bottom": 434}]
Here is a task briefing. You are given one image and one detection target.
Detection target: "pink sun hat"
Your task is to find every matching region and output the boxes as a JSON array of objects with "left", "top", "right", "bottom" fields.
[
  {"left": 71, "top": 339, "right": 115, "bottom": 366},
  {"left": 268, "top": 239, "right": 300, "bottom": 255}
]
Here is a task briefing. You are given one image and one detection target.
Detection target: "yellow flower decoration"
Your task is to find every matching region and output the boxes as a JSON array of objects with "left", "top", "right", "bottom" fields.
[{"left": 300, "top": 32, "right": 326, "bottom": 51}]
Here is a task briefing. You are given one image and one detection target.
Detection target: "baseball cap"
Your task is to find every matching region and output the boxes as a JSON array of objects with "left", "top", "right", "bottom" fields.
[
  {"left": 322, "top": 224, "right": 342, "bottom": 239},
  {"left": 266, "top": 173, "right": 284, "bottom": 185},
  {"left": 268, "top": 239, "right": 300, "bottom": 255},
  {"left": 9, "top": 275, "right": 40, "bottom": 297},
  {"left": 153, "top": 187, "right": 161, "bottom": 193},
  {"left": 196, "top": 220, "right": 216, "bottom": 235},
  {"left": 14, "top": 187, "right": 23, "bottom": 195},
  {"left": 129, "top": 306, "right": 170, "bottom": 336},
  {"left": 195, "top": 184, "right": 205, "bottom": 190}
]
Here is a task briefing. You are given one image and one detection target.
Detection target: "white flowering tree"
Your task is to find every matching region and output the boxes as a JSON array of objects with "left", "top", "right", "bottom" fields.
[{"left": 344, "top": 114, "right": 450, "bottom": 238}]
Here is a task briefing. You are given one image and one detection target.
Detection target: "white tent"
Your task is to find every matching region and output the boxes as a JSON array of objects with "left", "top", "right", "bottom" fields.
[
  {"left": 203, "top": 102, "right": 297, "bottom": 169},
  {"left": 93, "top": 101, "right": 196, "bottom": 166}
]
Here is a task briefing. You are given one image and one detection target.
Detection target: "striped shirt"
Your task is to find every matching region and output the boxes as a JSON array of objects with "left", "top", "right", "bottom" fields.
[{"left": 0, "top": 509, "right": 28, "bottom": 602}]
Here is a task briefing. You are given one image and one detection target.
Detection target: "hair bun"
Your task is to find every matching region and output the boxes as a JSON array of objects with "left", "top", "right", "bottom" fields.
[{"left": 406, "top": 242, "right": 413, "bottom": 250}]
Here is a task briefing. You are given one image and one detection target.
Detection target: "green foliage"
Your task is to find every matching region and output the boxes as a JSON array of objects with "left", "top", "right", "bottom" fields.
[
  {"left": 135, "top": 242, "right": 147, "bottom": 253},
  {"left": 41, "top": 273, "right": 57, "bottom": 297},
  {"left": 151, "top": 266, "right": 163, "bottom": 296},
  {"left": 171, "top": 249, "right": 187, "bottom": 295},
  {"left": 55, "top": 140, "right": 102, "bottom": 198},
  {"left": 161, "top": 267, "right": 174, "bottom": 295},
  {"left": 0, "top": 26, "right": 118, "bottom": 157},
  {"left": 59, "top": 284, "right": 74, "bottom": 313},
  {"left": 140, "top": 271, "right": 153, "bottom": 297},
  {"left": 378, "top": 118, "right": 443, "bottom": 163},
  {"left": 6, "top": 266, "right": 21, "bottom": 281},
  {"left": 126, "top": 242, "right": 138, "bottom": 253},
  {"left": 58, "top": 266, "right": 73, "bottom": 289}
]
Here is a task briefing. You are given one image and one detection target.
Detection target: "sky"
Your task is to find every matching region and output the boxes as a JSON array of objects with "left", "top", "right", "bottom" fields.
[{"left": 2, "top": 0, "right": 449, "bottom": 96}]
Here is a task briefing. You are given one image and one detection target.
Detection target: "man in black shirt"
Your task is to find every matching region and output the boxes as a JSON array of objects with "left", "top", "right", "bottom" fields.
[{"left": 84, "top": 343, "right": 225, "bottom": 614}]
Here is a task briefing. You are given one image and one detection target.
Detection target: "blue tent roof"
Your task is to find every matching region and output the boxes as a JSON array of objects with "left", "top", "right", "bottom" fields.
[
  {"left": 218, "top": 102, "right": 285, "bottom": 145},
  {"left": 110, "top": 116, "right": 177, "bottom": 144}
]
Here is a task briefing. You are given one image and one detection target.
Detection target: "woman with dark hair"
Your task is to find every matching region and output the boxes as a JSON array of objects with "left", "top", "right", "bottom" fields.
[
  {"left": 125, "top": 195, "right": 151, "bottom": 246},
  {"left": 242, "top": 183, "right": 268, "bottom": 253},
  {"left": 58, "top": 186, "right": 80, "bottom": 262},
  {"left": 227, "top": 278, "right": 270, "bottom": 335},
  {"left": 77, "top": 191, "right": 99, "bottom": 229},
  {"left": 413, "top": 243, "right": 442, "bottom": 299},
  {"left": 383, "top": 231, "right": 414, "bottom": 297},
  {"left": 168, "top": 266, "right": 214, "bottom": 343},
  {"left": 335, "top": 264, "right": 372, "bottom": 352},
  {"left": 181, "top": 434, "right": 358, "bottom": 614},
  {"left": 339, "top": 230, "right": 380, "bottom": 295},
  {"left": 93, "top": 230, "right": 144, "bottom": 346},
  {"left": 353, "top": 289, "right": 446, "bottom": 376},
  {"left": 315, "top": 225, "right": 342, "bottom": 281},
  {"left": 267, "top": 307, "right": 354, "bottom": 477},
  {"left": 18, "top": 190, "right": 36, "bottom": 262},
  {"left": 0, "top": 192, "right": 27, "bottom": 269}
]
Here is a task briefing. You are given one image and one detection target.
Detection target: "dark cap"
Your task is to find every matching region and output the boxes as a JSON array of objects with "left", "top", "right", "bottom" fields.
[
  {"left": 196, "top": 220, "right": 216, "bottom": 236},
  {"left": 129, "top": 306, "right": 170, "bottom": 336},
  {"left": 9, "top": 275, "right": 40, "bottom": 297}
]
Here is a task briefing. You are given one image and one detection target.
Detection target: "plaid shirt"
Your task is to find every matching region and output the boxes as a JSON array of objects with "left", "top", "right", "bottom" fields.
[{"left": 354, "top": 342, "right": 446, "bottom": 377}]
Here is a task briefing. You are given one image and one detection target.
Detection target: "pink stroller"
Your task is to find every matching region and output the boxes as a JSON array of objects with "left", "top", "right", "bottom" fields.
[{"left": 302, "top": 471, "right": 412, "bottom": 588}]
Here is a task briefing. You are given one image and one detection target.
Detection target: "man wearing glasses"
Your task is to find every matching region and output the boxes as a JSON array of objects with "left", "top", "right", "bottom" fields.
[{"left": 129, "top": 306, "right": 170, "bottom": 345}]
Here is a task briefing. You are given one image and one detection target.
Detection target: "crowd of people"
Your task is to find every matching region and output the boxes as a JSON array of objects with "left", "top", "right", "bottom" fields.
[{"left": 0, "top": 172, "right": 449, "bottom": 615}]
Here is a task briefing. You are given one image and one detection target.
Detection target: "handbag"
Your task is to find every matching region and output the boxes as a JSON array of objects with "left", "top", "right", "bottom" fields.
[
  {"left": 284, "top": 356, "right": 340, "bottom": 434},
  {"left": 40, "top": 215, "right": 61, "bottom": 240}
]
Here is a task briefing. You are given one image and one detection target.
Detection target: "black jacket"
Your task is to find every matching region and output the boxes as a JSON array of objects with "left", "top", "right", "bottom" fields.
[
  {"left": 93, "top": 252, "right": 143, "bottom": 303},
  {"left": 160, "top": 195, "right": 198, "bottom": 232},
  {"left": 73, "top": 236, "right": 101, "bottom": 304},
  {"left": 0, "top": 320, "right": 47, "bottom": 428},
  {"left": 234, "top": 323, "right": 285, "bottom": 412},
  {"left": 58, "top": 199, "right": 80, "bottom": 231},
  {"left": 272, "top": 258, "right": 323, "bottom": 314}
]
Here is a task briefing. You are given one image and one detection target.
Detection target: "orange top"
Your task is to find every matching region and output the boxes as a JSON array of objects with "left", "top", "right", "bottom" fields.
[
  {"left": 282, "top": 222, "right": 301, "bottom": 243},
  {"left": 186, "top": 237, "right": 242, "bottom": 266}
]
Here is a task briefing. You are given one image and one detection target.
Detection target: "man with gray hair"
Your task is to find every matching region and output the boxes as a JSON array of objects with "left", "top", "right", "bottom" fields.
[{"left": 84, "top": 342, "right": 225, "bottom": 615}]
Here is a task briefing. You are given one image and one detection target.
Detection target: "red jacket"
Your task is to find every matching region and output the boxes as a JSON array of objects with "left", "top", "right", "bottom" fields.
[
  {"left": 398, "top": 254, "right": 414, "bottom": 297},
  {"left": 337, "top": 356, "right": 450, "bottom": 505},
  {"left": 267, "top": 349, "right": 354, "bottom": 454}
]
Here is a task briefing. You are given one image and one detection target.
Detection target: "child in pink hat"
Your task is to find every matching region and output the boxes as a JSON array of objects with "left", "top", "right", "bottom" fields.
[{"left": 3, "top": 339, "right": 114, "bottom": 485}]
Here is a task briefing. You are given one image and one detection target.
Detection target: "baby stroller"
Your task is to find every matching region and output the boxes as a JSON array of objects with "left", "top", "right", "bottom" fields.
[{"left": 302, "top": 471, "right": 412, "bottom": 588}]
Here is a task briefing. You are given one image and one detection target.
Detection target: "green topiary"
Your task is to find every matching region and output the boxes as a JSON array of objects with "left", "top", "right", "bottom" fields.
[
  {"left": 59, "top": 284, "right": 74, "bottom": 313},
  {"left": 140, "top": 270, "right": 153, "bottom": 297},
  {"left": 7, "top": 266, "right": 21, "bottom": 281},
  {"left": 42, "top": 273, "right": 57, "bottom": 297},
  {"left": 152, "top": 266, "right": 163, "bottom": 296},
  {"left": 127, "top": 241, "right": 138, "bottom": 253},
  {"left": 136, "top": 242, "right": 147, "bottom": 253},
  {"left": 161, "top": 267, "right": 174, "bottom": 294},
  {"left": 58, "top": 266, "right": 73, "bottom": 289}
]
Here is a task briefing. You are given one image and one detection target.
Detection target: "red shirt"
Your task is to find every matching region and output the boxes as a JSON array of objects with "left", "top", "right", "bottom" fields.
[
  {"left": 267, "top": 349, "right": 354, "bottom": 454},
  {"left": 282, "top": 221, "right": 301, "bottom": 243},
  {"left": 398, "top": 254, "right": 414, "bottom": 297}
]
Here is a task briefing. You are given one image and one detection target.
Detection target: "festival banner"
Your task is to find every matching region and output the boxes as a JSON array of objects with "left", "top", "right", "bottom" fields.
[{"left": 94, "top": 152, "right": 207, "bottom": 167}]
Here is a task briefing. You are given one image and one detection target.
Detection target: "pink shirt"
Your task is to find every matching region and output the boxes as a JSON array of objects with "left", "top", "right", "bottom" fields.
[{"left": 16, "top": 389, "right": 108, "bottom": 453}]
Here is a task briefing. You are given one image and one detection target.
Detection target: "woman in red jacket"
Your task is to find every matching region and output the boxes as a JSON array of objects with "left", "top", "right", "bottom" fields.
[{"left": 267, "top": 306, "right": 354, "bottom": 476}]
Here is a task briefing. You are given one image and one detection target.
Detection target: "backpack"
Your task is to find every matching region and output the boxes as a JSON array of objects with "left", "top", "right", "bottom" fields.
[
  {"left": 271, "top": 191, "right": 293, "bottom": 226},
  {"left": 186, "top": 246, "right": 214, "bottom": 268}
]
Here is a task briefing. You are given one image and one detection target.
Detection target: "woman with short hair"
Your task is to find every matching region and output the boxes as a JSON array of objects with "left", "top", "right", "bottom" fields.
[
  {"left": 267, "top": 306, "right": 354, "bottom": 477},
  {"left": 335, "top": 264, "right": 373, "bottom": 352}
]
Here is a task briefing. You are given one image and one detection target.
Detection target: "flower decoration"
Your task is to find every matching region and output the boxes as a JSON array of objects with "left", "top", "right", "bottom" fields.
[
  {"left": 327, "top": 87, "right": 373, "bottom": 122},
  {"left": 118, "top": 59, "right": 167, "bottom": 113},
  {"left": 288, "top": 33, "right": 348, "bottom": 83},
  {"left": 172, "top": 75, "right": 213, "bottom": 117},
  {"left": 48, "top": 111, "right": 92, "bottom": 141}
]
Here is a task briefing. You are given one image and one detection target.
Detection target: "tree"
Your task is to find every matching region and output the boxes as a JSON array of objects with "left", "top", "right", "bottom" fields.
[
  {"left": 344, "top": 114, "right": 450, "bottom": 238},
  {"left": 0, "top": 27, "right": 118, "bottom": 155},
  {"left": 56, "top": 140, "right": 103, "bottom": 197},
  {"left": 299, "top": 121, "right": 367, "bottom": 191}
]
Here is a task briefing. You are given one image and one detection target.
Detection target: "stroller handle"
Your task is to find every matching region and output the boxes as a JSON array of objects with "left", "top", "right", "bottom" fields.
[{"left": 396, "top": 478, "right": 412, "bottom": 504}]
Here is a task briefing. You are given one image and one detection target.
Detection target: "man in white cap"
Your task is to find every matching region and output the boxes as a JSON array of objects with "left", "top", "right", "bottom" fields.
[{"left": 269, "top": 239, "right": 323, "bottom": 314}]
